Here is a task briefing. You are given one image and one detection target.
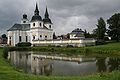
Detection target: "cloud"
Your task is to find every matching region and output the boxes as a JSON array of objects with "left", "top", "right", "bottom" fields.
[
  {"left": 0, "top": 0, "right": 120, "bottom": 35},
  {"left": 54, "top": 15, "right": 90, "bottom": 34}
]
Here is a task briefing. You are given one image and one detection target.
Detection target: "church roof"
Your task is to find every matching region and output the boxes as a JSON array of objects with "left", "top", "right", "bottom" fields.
[
  {"left": 43, "top": 18, "right": 52, "bottom": 24},
  {"left": 70, "top": 28, "right": 84, "bottom": 34},
  {"left": 7, "top": 24, "right": 30, "bottom": 31},
  {"left": 31, "top": 15, "right": 42, "bottom": 22},
  {"left": 70, "top": 28, "right": 85, "bottom": 37},
  {"left": 31, "top": 3, "right": 42, "bottom": 22},
  {"left": 43, "top": 7, "right": 52, "bottom": 24}
]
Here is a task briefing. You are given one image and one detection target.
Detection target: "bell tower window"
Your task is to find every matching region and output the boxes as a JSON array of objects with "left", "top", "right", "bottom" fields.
[
  {"left": 45, "top": 36, "right": 47, "bottom": 39},
  {"left": 40, "top": 35, "right": 42, "bottom": 38},
  {"left": 26, "top": 36, "right": 28, "bottom": 42},
  {"left": 40, "top": 23, "right": 41, "bottom": 26},
  {"left": 33, "top": 23, "right": 35, "bottom": 26},
  {"left": 23, "top": 21, "right": 26, "bottom": 23},
  {"left": 33, "top": 36, "right": 35, "bottom": 40},
  {"left": 49, "top": 25, "right": 51, "bottom": 28},
  {"left": 19, "top": 36, "right": 22, "bottom": 42}
]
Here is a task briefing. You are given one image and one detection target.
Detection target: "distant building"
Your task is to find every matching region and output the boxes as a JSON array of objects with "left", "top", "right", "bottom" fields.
[
  {"left": 70, "top": 28, "right": 85, "bottom": 39},
  {"left": 0, "top": 36, "right": 7, "bottom": 44}
]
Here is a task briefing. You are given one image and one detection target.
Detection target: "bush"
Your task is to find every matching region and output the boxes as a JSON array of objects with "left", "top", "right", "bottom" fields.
[
  {"left": 96, "top": 40, "right": 106, "bottom": 45},
  {"left": 66, "top": 45, "right": 73, "bottom": 48},
  {"left": 3, "top": 46, "right": 9, "bottom": 59},
  {"left": 16, "top": 42, "right": 31, "bottom": 47}
]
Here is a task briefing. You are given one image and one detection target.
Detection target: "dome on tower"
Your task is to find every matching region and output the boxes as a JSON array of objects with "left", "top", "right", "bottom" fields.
[
  {"left": 43, "top": 18, "right": 52, "bottom": 24},
  {"left": 23, "top": 14, "right": 27, "bottom": 19},
  {"left": 43, "top": 7, "right": 52, "bottom": 24},
  {"left": 31, "top": 3, "right": 42, "bottom": 22},
  {"left": 31, "top": 15, "right": 42, "bottom": 22}
]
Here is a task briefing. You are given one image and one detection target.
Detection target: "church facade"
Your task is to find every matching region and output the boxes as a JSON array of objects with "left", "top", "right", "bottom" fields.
[{"left": 7, "top": 3, "right": 53, "bottom": 46}]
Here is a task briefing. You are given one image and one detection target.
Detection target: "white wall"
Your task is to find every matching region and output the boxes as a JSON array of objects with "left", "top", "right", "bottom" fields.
[
  {"left": 8, "top": 30, "right": 31, "bottom": 46},
  {"left": 30, "top": 21, "right": 43, "bottom": 28}
]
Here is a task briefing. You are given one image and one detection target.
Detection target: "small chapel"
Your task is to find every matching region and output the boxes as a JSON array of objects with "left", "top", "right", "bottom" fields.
[{"left": 7, "top": 3, "right": 53, "bottom": 46}]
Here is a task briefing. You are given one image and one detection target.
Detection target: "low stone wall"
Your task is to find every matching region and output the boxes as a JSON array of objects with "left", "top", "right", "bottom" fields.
[
  {"left": 32, "top": 38, "right": 96, "bottom": 47},
  {"left": 0, "top": 44, "right": 7, "bottom": 47}
]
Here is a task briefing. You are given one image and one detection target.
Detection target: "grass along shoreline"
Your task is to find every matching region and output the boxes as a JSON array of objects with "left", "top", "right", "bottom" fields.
[
  {"left": 1, "top": 43, "right": 120, "bottom": 80},
  {"left": 8, "top": 42, "right": 120, "bottom": 57}
]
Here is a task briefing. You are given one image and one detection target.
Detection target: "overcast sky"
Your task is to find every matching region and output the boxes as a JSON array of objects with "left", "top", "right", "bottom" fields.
[{"left": 0, "top": 0, "right": 120, "bottom": 35}]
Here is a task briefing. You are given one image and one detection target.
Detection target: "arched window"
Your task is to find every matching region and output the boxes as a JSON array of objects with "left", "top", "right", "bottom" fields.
[
  {"left": 19, "top": 36, "right": 22, "bottom": 42},
  {"left": 49, "top": 25, "right": 51, "bottom": 28},
  {"left": 23, "top": 21, "right": 26, "bottom": 23},
  {"left": 33, "top": 36, "right": 35, "bottom": 40},
  {"left": 33, "top": 23, "right": 35, "bottom": 26},
  {"left": 26, "top": 36, "right": 28, "bottom": 42},
  {"left": 45, "top": 36, "right": 47, "bottom": 39},
  {"left": 45, "top": 36, "right": 47, "bottom": 38},
  {"left": 40, "top": 35, "right": 42, "bottom": 38},
  {"left": 40, "top": 23, "right": 41, "bottom": 26}
]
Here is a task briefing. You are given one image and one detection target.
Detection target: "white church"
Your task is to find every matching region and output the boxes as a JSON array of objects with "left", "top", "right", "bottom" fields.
[
  {"left": 7, "top": 3, "right": 53, "bottom": 46},
  {"left": 7, "top": 3, "right": 96, "bottom": 47}
]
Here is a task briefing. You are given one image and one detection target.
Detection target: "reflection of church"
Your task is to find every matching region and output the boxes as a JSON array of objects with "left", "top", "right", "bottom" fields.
[
  {"left": 9, "top": 51, "right": 53, "bottom": 75},
  {"left": 7, "top": 3, "right": 53, "bottom": 46},
  {"left": 9, "top": 51, "right": 120, "bottom": 76}
]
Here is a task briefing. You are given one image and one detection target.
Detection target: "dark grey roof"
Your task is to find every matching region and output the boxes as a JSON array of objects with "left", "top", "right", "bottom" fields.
[
  {"left": 7, "top": 24, "right": 30, "bottom": 31},
  {"left": 31, "top": 15, "right": 42, "bottom": 22},
  {"left": 43, "top": 7, "right": 52, "bottom": 24},
  {"left": 23, "top": 14, "right": 27, "bottom": 19},
  {"left": 43, "top": 25, "right": 49, "bottom": 29},
  {"left": 70, "top": 28, "right": 84, "bottom": 34},
  {"left": 75, "top": 33, "right": 84, "bottom": 37},
  {"left": 70, "top": 28, "right": 85, "bottom": 37},
  {"left": 43, "top": 18, "right": 52, "bottom": 24},
  {"left": 31, "top": 3, "right": 42, "bottom": 22}
]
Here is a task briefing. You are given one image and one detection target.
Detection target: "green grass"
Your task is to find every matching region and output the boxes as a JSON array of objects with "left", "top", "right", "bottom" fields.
[
  {"left": 1, "top": 43, "right": 120, "bottom": 80},
  {"left": 9, "top": 42, "right": 120, "bottom": 57}
]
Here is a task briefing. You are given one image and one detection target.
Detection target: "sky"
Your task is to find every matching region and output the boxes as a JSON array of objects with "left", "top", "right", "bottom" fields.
[{"left": 0, "top": 0, "right": 120, "bottom": 35}]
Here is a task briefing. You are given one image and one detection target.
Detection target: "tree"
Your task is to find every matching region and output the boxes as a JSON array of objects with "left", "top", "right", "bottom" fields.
[
  {"left": 107, "top": 13, "right": 120, "bottom": 41},
  {"left": 53, "top": 32, "right": 57, "bottom": 39},
  {"left": 84, "top": 29, "right": 91, "bottom": 38},
  {"left": 1, "top": 34, "right": 7, "bottom": 39},
  {"left": 67, "top": 33, "right": 70, "bottom": 39},
  {"left": 96, "top": 17, "right": 106, "bottom": 40},
  {"left": 84, "top": 29, "right": 87, "bottom": 38}
]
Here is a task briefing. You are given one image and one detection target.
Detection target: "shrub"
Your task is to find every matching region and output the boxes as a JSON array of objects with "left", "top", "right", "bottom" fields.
[
  {"left": 3, "top": 46, "right": 9, "bottom": 59},
  {"left": 16, "top": 42, "right": 31, "bottom": 47},
  {"left": 96, "top": 40, "right": 105, "bottom": 45},
  {"left": 83, "top": 48, "right": 91, "bottom": 55},
  {"left": 66, "top": 45, "right": 73, "bottom": 48}
]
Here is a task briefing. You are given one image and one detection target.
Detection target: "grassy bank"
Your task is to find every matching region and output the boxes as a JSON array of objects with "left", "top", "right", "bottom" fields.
[
  {"left": 9, "top": 42, "right": 120, "bottom": 57},
  {"left": 1, "top": 43, "right": 120, "bottom": 80}
]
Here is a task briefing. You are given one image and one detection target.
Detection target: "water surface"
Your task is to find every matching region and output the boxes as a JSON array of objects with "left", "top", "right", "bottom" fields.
[{"left": 8, "top": 51, "right": 120, "bottom": 76}]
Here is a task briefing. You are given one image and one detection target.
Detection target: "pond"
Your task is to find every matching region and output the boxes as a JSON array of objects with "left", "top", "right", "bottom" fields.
[{"left": 8, "top": 51, "right": 120, "bottom": 76}]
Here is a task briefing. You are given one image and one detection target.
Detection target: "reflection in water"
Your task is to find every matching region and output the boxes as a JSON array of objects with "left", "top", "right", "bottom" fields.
[
  {"left": 8, "top": 51, "right": 120, "bottom": 76},
  {"left": 108, "top": 58, "right": 120, "bottom": 71},
  {"left": 96, "top": 58, "right": 107, "bottom": 72}
]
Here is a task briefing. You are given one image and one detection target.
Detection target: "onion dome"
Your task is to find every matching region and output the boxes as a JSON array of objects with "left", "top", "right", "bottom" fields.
[
  {"left": 31, "top": 3, "right": 42, "bottom": 22},
  {"left": 43, "top": 7, "right": 52, "bottom": 24}
]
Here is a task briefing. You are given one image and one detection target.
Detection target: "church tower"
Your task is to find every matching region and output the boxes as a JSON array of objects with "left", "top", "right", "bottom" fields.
[
  {"left": 21, "top": 14, "right": 29, "bottom": 24},
  {"left": 43, "top": 7, "right": 53, "bottom": 29},
  {"left": 30, "top": 3, "right": 43, "bottom": 29},
  {"left": 30, "top": 3, "right": 53, "bottom": 42}
]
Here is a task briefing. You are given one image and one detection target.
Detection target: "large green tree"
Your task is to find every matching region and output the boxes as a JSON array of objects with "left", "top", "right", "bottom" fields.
[
  {"left": 1, "top": 34, "right": 7, "bottom": 39},
  {"left": 107, "top": 13, "right": 120, "bottom": 41},
  {"left": 95, "top": 17, "right": 106, "bottom": 40},
  {"left": 84, "top": 30, "right": 91, "bottom": 38}
]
